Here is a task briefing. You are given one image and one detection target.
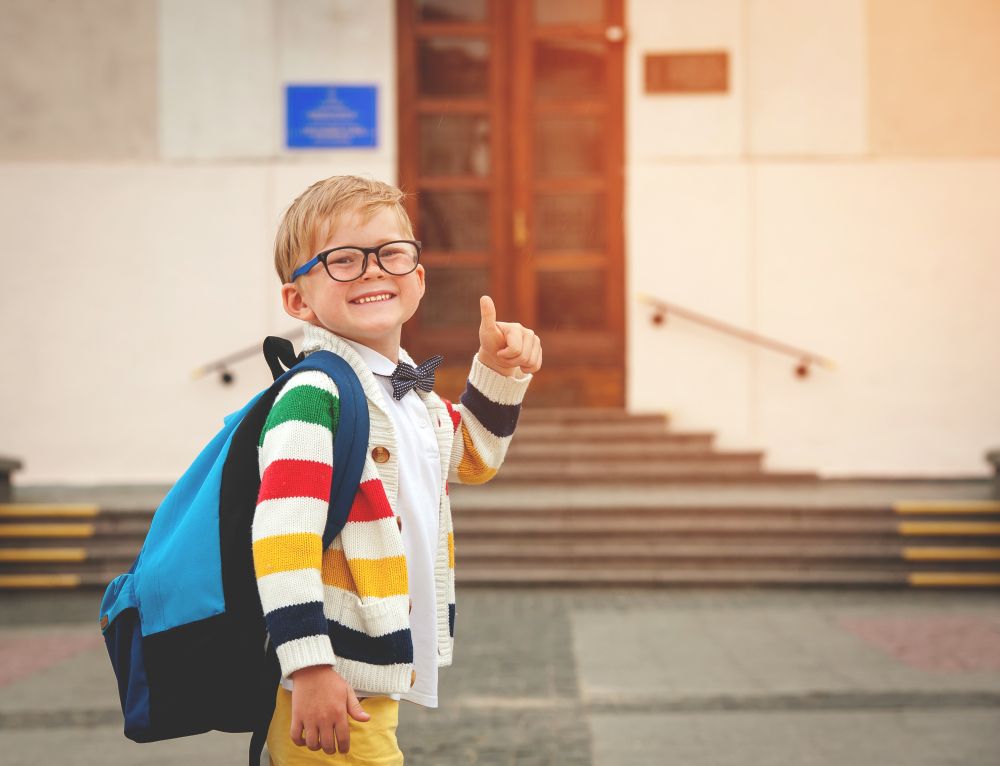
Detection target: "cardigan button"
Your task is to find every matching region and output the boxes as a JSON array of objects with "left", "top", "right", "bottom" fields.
[
  {"left": 396, "top": 516, "right": 403, "bottom": 532},
  {"left": 408, "top": 598, "right": 413, "bottom": 614},
  {"left": 371, "top": 446, "right": 390, "bottom": 463},
  {"left": 410, "top": 670, "right": 417, "bottom": 687}
]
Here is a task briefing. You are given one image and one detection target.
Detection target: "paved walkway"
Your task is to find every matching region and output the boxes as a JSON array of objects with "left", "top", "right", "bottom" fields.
[{"left": 0, "top": 587, "right": 998, "bottom": 765}]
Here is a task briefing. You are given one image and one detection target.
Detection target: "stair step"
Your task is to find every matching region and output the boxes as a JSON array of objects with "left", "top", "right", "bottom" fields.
[
  {"left": 0, "top": 503, "right": 100, "bottom": 518},
  {"left": 503, "top": 446, "right": 763, "bottom": 464},
  {"left": 4, "top": 544, "right": 997, "bottom": 569},
  {"left": 454, "top": 567, "right": 1000, "bottom": 587},
  {"left": 0, "top": 548, "right": 89, "bottom": 562},
  {"left": 0, "top": 519, "right": 149, "bottom": 538},
  {"left": 0, "top": 523, "right": 96, "bottom": 538},
  {"left": 1, "top": 569, "right": 994, "bottom": 590},
  {"left": 492, "top": 467, "right": 818, "bottom": 483},
  {"left": 0, "top": 574, "right": 86, "bottom": 588},
  {"left": 512, "top": 424, "right": 707, "bottom": 443},
  {"left": 898, "top": 521, "right": 1000, "bottom": 536},
  {"left": 902, "top": 547, "right": 1000, "bottom": 561},
  {"left": 454, "top": 566, "right": 911, "bottom": 586},
  {"left": 453, "top": 516, "right": 917, "bottom": 535},
  {"left": 496, "top": 461, "right": 767, "bottom": 478},
  {"left": 893, "top": 500, "right": 1000, "bottom": 514},
  {"left": 451, "top": 541, "right": 1000, "bottom": 561},
  {"left": 518, "top": 409, "right": 668, "bottom": 425},
  {"left": 908, "top": 572, "right": 1000, "bottom": 587}
]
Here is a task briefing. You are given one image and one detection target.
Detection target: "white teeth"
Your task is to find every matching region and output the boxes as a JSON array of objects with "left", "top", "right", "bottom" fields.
[{"left": 353, "top": 294, "right": 393, "bottom": 304}]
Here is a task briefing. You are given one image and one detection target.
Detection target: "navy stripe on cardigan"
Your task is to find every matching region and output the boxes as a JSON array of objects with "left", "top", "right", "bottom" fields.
[
  {"left": 266, "top": 601, "right": 329, "bottom": 647},
  {"left": 459, "top": 383, "right": 521, "bottom": 438},
  {"left": 328, "top": 620, "right": 414, "bottom": 665},
  {"left": 266, "top": 603, "right": 414, "bottom": 666}
]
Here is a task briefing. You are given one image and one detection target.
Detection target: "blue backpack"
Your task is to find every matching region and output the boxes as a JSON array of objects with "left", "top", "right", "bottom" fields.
[{"left": 99, "top": 337, "right": 369, "bottom": 765}]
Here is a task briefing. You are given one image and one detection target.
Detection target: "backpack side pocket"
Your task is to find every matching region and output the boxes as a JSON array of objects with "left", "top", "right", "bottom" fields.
[{"left": 101, "top": 572, "right": 153, "bottom": 740}]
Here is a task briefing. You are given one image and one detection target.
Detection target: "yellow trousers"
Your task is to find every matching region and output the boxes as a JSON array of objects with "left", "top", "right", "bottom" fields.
[{"left": 266, "top": 687, "right": 404, "bottom": 766}]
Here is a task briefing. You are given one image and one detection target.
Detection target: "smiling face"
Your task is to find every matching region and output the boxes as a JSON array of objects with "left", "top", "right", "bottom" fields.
[{"left": 281, "top": 206, "right": 426, "bottom": 362}]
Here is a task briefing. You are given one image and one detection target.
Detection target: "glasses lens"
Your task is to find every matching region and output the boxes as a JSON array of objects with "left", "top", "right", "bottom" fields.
[
  {"left": 324, "top": 249, "right": 366, "bottom": 281},
  {"left": 377, "top": 242, "right": 420, "bottom": 275}
]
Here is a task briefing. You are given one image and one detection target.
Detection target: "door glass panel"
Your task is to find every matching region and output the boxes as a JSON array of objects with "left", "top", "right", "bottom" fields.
[
  {"left": 535, "top": 115, "right": 602, "bottom": 177},
  {"left": 417, "top": 0, "right": 487, "bottom": 23},
  {"left": 420, "top": 115, "right": 491, "bottom": 177},
  {"left": 535, "top": 192, "right": 604, "bottom": 250},
  {"left": 418, "top": 38, "right": 490, "bottom": 98},
  {"left": 534, "top": 0, "right": 604, "bottom": 25},
  {"left": 536, "top": 270, "right": 605, "bottom": 329},
  {"left": 422, "top": 268, "right": 490, "bottom": 327},
  {"left": 420, "top": 191, "right": 491, "bottom": 251},
  {"left": 534, "top": 39, "right": 605, "bottom": 100}
]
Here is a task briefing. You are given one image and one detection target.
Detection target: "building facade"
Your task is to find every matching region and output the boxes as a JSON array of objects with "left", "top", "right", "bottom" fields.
[{"left": 1, "top": 0, "right": 999, "bottom": 482}]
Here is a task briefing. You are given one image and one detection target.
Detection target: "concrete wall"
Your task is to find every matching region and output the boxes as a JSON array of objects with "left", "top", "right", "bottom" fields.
[
  {"left": 0, "top": 0, "right": 397, "bottom": 484},
  {"left": 626, "top": 0, "right": 1000, "bottom": 476},
  {"left": 1, "top": 0, "right": 998, "bottom": 483}
]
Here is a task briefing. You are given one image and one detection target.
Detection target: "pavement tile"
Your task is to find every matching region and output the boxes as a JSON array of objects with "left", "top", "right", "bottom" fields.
[
  {"left": 589, "top": 709, "right": 1000, "bottom": 766},
  {"left": 1, "top": 588, "right": 999, "bottom": 765},
  {"left": 837, "top": 614, "right": 1000, "bottom": 672}
]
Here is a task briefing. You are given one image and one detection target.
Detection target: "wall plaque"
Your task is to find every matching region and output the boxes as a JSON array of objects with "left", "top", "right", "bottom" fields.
[{"left": 644, "top": 52, "right": 729, "bottom": 94}]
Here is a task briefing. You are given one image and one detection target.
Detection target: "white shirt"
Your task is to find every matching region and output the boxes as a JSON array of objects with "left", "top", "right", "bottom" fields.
[{"left": 342, "top": 338, "right": 442, "bottom": 708}]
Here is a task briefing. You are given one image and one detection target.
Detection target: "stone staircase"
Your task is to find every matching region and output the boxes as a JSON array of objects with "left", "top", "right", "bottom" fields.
[
  {"left": 2, "top": 409, "right": 998, "bottom": 589},
  {"left": 498, "top": 409, "right": 817, "bottom": 483}
]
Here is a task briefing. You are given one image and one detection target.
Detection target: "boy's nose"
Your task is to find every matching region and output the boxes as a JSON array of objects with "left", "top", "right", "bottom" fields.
[{"left": 361, "top": 253, "right": 385, "bottom": 278}]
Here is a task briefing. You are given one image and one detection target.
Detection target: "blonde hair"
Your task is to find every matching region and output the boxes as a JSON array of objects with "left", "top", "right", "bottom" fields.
[{"left": 273, "top": 175, "right": 414, "bottom": 283}]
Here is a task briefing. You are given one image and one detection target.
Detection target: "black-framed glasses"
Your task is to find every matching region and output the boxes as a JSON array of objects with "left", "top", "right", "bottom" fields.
[{"left": 291, "top": 240, "right": 422, "bottom": 282}]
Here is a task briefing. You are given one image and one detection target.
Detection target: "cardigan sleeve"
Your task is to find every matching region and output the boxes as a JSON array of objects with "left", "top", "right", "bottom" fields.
[
  {"left": 251, "top": 369, "right": 339, "bottom": 678},
  {"left": 444, "top": 353, "right": 532, "bottom": 484}
]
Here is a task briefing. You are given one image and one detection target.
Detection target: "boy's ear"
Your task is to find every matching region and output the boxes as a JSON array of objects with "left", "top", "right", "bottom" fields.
[
  {"left": 415, "top": 264, "right": 426, "bottom": 299},
  {"left": 280, "top": 282, "right": 318, "bottom": 323}
]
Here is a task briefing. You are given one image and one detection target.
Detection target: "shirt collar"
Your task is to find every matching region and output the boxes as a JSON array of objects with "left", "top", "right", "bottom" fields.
[
  {"left": 301, "top": 323, "right": 417, "bottom": 374},
  {"left": 340, "top": 337, "right": 399, "bottom": 376}
]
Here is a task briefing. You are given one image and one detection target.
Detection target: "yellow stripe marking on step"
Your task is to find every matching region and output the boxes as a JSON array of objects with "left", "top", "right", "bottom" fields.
[
  {"left": 0, "top": 504, "right": 99, "bottom": 518},
  {"left": 0, "top": 548, "right": 87, "bottom": 562},
  {"left": 0, "top": 574, "right": 82, "bottom": 588},
  {"left": 0, "top": 524, "right": 95, "bottom": 538},
  {"left": 894, "top": 501, "right": 1000, "bottom": 514},
  {"left": 903, "top": 547, "right": 1000, "bottom": 561},
  {"left": 898, "top": 522, "right": 1000, "bottom": 536},
  {"left": 908, "top": 572, "right": 1000, "bottom": 587}
]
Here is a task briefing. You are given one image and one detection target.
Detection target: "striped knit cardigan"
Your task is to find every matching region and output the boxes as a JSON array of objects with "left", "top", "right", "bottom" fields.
[{"left": 251, "top": 323, "right": 532, "bottom": 695}]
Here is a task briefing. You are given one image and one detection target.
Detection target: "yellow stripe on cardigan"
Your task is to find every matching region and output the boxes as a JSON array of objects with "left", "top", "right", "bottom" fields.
[
  {"left": 253, "top": 532, "right": 322, "bottom": 578},
  {"left": 322, "top": 548, "right": 409, "bottom": 599},
  {"left": 448, "top": 532, "right": 455, "bottom": 569},
  {"left": 456, "top": 422, "right": 498, "bottom": 484}
]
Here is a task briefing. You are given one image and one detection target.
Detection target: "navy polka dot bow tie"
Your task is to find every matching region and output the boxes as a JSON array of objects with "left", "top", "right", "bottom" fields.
[{"left": 384, "top": 355, "right": 444, "bottom": 400}]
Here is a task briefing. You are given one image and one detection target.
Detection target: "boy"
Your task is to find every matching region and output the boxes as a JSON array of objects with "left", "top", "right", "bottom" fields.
[{"left": 253, "top": 175, "right": 541, "bottom": 764}]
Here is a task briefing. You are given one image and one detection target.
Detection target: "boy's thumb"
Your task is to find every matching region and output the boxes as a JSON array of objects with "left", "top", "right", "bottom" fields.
[
  {"left": 479, "top": 295, "right": 497, "bottom": 328},
  {"left": 348, "top": 693, "right": 371, "bottom": 721}
]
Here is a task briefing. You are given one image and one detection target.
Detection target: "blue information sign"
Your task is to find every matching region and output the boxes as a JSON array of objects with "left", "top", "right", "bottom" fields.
[{"left": 286, "top": 85, "right": 377, "bottom": 149}]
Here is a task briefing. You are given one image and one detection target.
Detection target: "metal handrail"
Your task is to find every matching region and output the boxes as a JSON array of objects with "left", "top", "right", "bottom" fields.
[
  {"left": 637, "top": 292, "right": 836, "bottom": 378},
  {"left": 191, "top": 327, "right": 304, "bottom": 385}
]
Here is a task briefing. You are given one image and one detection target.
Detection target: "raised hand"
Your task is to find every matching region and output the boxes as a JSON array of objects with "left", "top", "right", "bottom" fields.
[{"left": 477, "top": 295, "right": 542, "bottom": 376}]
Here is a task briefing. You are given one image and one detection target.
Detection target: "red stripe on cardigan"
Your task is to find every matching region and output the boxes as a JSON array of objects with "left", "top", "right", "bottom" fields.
[
  {"left": 442, "top": 398, "right": 461, "bottom": 433},
  {"left": 257, "top": 459, "right": 332, "bottom": 503},
  {"left": 347, "top": 478, "right": 395, "bottom": 522}
]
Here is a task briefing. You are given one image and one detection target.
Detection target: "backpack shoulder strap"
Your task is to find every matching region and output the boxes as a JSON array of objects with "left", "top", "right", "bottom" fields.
[{"left": 265, "top": 343, "right": 370, "bottom": 549}]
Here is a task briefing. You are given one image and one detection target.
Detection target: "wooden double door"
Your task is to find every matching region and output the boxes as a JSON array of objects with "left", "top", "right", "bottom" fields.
[{"left": 397, "top": 0, "right": 625, "bottom": 407}]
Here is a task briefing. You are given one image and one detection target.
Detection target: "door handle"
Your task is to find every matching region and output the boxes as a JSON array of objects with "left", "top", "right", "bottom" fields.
[{"left": 513, "top": 210, "right": 528, "bottom": 248}]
